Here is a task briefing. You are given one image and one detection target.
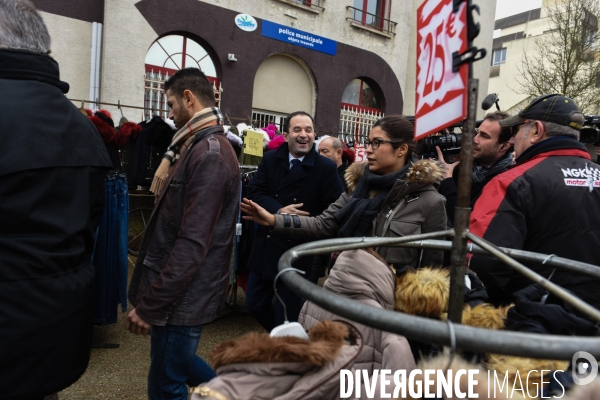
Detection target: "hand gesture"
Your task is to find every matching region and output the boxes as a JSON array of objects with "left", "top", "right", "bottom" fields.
[
  {"left": 124, "top": 308, "right": 151, "bottom": 335},
  {"left": 436, "top": 146, "right": 459, "bottom": 179},
  {"left": 241, "top": 198, "right": 276, "bottom": 227},
  {"left": 279, "top": 203, "right": 310, "bottom": 216}
]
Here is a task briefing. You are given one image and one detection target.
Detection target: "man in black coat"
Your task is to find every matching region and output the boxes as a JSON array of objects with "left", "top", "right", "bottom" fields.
[
  {"left": 245, "top": 111, "right": 343, "bottom": 331},
  {"left": 0, "top": 1, "right": 112, "bottom": 398},
  {"left": 318, "top": 136, "right": 349, "bottom": 190},
  {"left": 470, "top": 94, "right": 600, "bottom": 308},
  {"left": 437, "top": 111, "right": 514, "bottom": 227}
]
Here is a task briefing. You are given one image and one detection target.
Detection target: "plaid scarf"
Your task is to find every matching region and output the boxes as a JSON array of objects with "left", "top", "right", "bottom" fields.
[{"left": 150, "top": 107, "right": 223, "bottom": 195}]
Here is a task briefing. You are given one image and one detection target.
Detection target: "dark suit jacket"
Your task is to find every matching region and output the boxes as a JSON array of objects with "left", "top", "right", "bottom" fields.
[{"left": 247, "top": 143, "right": 343, "bottom": 279}]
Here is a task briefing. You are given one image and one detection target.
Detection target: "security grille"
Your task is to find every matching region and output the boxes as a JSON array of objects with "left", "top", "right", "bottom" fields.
[{"left": 339, "top": 104, "right": 383, "bottom": 144}]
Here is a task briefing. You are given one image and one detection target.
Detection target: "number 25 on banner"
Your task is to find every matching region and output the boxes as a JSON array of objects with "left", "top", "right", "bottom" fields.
[
  {"left": 415, "top": 0, "right": 468, "bottom": 140},
  {"left": 243, "top": 130, "right": 264, "bottom": 157}
]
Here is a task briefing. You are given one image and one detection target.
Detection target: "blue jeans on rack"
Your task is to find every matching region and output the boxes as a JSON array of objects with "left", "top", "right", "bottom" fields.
[{"left": 148, "top": 324, "right": 216, "bottom": 400}]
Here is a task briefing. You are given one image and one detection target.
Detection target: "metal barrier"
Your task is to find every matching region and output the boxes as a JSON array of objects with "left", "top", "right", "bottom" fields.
[{"left": 277, "top": 232, "right": 600, "bottom": 360}]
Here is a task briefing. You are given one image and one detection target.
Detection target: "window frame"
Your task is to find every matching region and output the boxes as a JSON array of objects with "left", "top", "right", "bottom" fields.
[
  {"left": 492, "top": 48, "right": 507, "bottom": 66},
  {"left": 354, "top": 0, "right": 388, "bottom": 30},
  {"left": 144, "top": 35, "right": 221, "bottom": 120}
]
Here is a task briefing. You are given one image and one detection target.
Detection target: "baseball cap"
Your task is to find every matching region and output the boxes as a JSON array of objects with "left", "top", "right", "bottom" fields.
[{"left": 499, "top": 94, "right": 584, "bottom": 131}]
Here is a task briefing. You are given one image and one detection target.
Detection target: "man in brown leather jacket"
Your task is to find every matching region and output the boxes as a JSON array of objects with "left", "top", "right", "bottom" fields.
[{"left": 126, "top": 68, "right": 240, "bottom": 400}]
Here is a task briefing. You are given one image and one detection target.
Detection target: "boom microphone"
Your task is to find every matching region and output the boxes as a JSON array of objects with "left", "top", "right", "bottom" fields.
[{"left": 481, "top": 93, "right": 499, "bottom": 111}]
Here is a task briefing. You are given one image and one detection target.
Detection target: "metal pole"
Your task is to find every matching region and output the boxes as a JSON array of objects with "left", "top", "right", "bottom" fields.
[{"left": 447, "top": 78, "right": 478, "bottom": 323}]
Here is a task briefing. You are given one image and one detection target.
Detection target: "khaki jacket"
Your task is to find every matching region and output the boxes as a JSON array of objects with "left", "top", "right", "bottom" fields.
[
  {"left": 191, "top": 320, "right": 364, "bottom": 400},
  {"left": 273, "top": 159, "right": 446, "bottom": 270},
  {"left": 299, "top": 250, "right": 416, "bottom": 399}
]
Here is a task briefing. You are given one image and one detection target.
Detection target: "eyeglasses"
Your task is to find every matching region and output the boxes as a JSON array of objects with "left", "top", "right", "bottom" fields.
[
  {"left": 509, "top": 122, "right": 526, "bottom": 137},
  {"left": 364, "top": 139, "right": 401, "bottom": 150}
]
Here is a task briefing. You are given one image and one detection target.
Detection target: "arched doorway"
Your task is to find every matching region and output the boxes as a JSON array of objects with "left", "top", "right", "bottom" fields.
[
  {"left": 251, "top": 54, "right": 316, "bottom": 131},
  {"left": 144, "top": 34, "right": 221, "bottom": 120}
]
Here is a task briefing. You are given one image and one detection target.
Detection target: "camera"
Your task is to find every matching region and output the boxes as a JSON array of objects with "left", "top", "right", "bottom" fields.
[
  {"left": 419, "top": 131, "right": 463, "bottom": 164},
  {"left": 580, "top": 115, "right": 600, "bottom": 144}
]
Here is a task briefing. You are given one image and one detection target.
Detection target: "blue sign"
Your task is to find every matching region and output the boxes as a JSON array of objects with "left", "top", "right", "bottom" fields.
[{"left": 261, "top": 20, "right": 337, "bottom": 56}]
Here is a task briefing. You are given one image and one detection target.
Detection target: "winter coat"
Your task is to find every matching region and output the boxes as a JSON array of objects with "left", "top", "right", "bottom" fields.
[
  {"left": 439, "top": 152, "right": 513, "bottom": 227},
  {"left": 0, "top": 49, "right": 112, "bottom": 399},
  {"left": 128, "top": 125, "right": 240, "bottom": 326},
  {"left": 273, "top": 159, "right": 447, "bottom": 271},
  {"left": 191, "top": 320, "right": 364, "bottom": 400},
  {"left": 470, "top": 137, "right": 600, "bottom": 308},
  {"left": 299, "top": 249, "right": 416, "bottom": 399},
  {"left": 247, "top": 143, "right": 343, "bottom": 279}
]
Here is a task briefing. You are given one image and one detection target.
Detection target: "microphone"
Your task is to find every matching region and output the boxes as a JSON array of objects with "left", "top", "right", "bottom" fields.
[{"left": 481, "top": 93, "right": 499, "bottom": 111}]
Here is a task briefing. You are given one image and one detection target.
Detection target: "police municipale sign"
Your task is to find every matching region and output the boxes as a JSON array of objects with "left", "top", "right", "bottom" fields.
[{"left": 415, "top": 0, "right": 468, "bottom": 140}]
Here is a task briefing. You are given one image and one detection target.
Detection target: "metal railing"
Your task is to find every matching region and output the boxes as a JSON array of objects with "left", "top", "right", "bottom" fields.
[
  {"left": 339, "top": 104, "right": 383, "bottom": 144},
  {"left": 346, "top": 6, "right": 397, "bottom": 36},
  {"left": 278, "top": 233, "right": 600, "bottom": 360}
]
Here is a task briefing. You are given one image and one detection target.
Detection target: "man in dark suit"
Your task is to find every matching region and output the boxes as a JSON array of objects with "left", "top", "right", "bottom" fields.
[{"left": 245, "top": 111, "right": 343, "bottom": 331}]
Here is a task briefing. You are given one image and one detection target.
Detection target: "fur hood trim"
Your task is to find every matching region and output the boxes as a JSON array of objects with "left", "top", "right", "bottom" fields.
[
  {"left": 345, "top": 159, "right": 443, "bottom": 193},
  {"left": 209, "top": 320, "right": 348, "bottom": 370},
  {"left": 441, "top": 303, "right": 509, "bottom": 330},
  {"left": 395, "top": 267, "right": 450, "bottom": 318}
]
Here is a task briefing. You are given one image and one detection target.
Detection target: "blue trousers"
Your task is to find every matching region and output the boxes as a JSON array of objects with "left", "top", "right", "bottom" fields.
[
  {"left": 148, "top": 324, "right": 216, "bottom": 400},
  {"left": 245, "top": 271, "right": 308, "bottom": 332}
]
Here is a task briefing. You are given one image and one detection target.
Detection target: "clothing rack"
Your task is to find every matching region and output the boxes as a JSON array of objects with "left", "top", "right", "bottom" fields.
[{"left": 68, "top": 98, "right": 164, "bottom": 114}]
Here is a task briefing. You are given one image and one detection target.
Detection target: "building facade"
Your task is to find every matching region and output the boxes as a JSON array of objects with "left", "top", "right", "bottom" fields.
[
  {"left": 34, "top": 0, "right": 496, "bottom": 142},
  {"left": 488, "top": 0, "right": 599, "bottom": 115}
]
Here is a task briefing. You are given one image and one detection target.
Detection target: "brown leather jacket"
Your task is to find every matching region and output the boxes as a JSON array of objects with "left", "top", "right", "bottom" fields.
[{"left": 128, "top": 125, "right": 240, "bottom": 326}]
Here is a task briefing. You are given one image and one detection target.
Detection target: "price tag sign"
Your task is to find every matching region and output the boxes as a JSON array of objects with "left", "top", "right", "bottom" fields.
[
  {"left": 243, "top": 130, "right": 264, "bottom": 157},
  {"left": 415, "top": 0, "right": 468, "bottom": 140},
  {"left": 355, "top": 144, "right": 366, "bottom": 162}
]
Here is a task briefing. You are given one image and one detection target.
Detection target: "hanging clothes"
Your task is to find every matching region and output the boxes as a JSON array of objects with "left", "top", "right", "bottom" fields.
[
  {"left": 92, "top": 172, "right": 129, "bottom": 325},
  {"left": 130, "top": 116, "right": 175, "bottom": 187}
]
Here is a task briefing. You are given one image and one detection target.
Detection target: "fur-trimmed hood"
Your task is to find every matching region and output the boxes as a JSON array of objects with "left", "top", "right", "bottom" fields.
[
  {"left": 345, "top": 159, "right": 444, "bottom": 194},
  {"left": 209, "top": 320, "right": 350, "bottom": 370},
  {"left": 194, "top": 321, "right": 364, "bottom": 400}
]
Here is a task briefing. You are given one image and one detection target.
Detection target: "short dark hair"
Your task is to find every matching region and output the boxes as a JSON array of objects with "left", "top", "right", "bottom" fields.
[
  {"left": 484, "top": 111, "right": 512, "bottom": 143},
  {"left": 372, "top": 115, "right": 415, "bottom": 160},
  {"left": 164, "top": 68, "right": 215, "bottom": 108},
  {"left": 283, "top": 111, "right": 315, "bottom": 133}
]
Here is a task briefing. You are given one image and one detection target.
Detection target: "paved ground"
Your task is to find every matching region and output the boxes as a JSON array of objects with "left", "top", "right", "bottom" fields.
[{"left": 60, "top": 257, "right": 263, "bottom": 399}]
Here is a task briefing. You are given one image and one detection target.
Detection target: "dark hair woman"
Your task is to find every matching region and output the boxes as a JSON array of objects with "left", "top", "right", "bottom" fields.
[{"left": 241, "top": 115, "right": 447, "bottom": 273}]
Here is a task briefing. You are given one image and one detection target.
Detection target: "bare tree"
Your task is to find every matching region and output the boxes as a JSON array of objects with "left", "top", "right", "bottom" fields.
[{"left": 516, "top": 0, "right": 600, "bottom": 114}]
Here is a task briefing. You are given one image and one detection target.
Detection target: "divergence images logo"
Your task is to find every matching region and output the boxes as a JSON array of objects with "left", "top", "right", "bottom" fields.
[
  {"left": 235, "top": 14, "right": 257, "bottom": 32},
  {"left": 572, "top": 351, "right": 598, "bottom": 386}
]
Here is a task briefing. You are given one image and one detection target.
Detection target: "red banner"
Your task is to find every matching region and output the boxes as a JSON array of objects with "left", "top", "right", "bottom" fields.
[{"left": 415, "top": 0, "right": 468, "bottom": 140}]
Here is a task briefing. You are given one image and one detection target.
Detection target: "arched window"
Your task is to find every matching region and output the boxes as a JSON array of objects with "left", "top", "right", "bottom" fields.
[
  {"left": 340, "top": 78, "right": 384, "bottom": 143},
  {"left": 144, "top": 34, "right": 221, "bottom": 120}
]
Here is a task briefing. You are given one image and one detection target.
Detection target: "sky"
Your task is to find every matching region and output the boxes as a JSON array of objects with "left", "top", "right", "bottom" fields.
[{"left": 495, "top": 0, "right": 543, "bottom": 20}]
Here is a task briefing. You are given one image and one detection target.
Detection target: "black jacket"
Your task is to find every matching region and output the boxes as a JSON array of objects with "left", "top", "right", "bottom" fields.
[
  {"left": 439, "top": 152, "right": 512, "bottom": 227},
  {"left": 470, "top": 137, "right": 600, "bottom": 308},
  {"left": 0, "top": 49, "right": 112, "bottom": 399},
  {"left": 247, "top": 144, "right": 343, "bottom": 279}
]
